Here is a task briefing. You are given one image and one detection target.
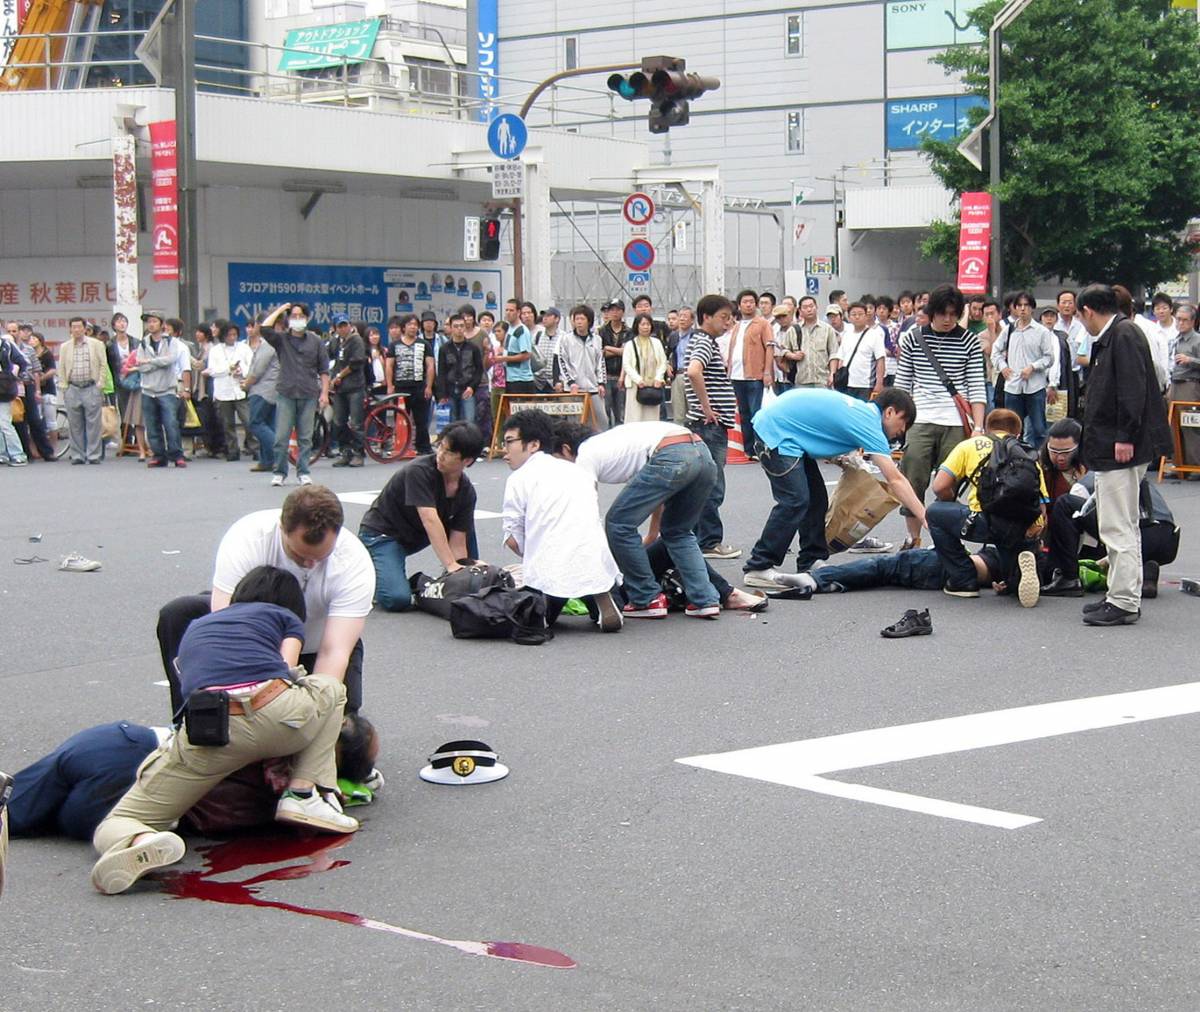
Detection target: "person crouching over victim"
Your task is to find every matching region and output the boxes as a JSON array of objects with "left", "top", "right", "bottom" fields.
[{"left": 90, "top": 566, "right": 357, "bottom": 896}]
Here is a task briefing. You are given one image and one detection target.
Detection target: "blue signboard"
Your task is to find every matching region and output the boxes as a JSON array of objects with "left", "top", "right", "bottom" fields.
[
  {"left": 886, "top": 95, "right": 987, "bottom": 150},
  {"left": 475, "top": 0, "right": 499, "bottom": 122},
  {"left": 487, "top": 114, "right": 527, "bottom": 160},
  {"left": 227, "top": 262, "right": 504, "bottom": 332}
]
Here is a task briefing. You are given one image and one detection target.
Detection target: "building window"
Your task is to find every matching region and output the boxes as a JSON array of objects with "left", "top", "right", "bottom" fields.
[
  {"left": 785, "top": 13, "right": 802, "bottom": 56},
  {"left": 786, "top": 110, "right": 804, "bottom": 153},
  {"left": 407, "top": 57, "right": 453, "bottom": 96},
  {"left": 565, "top": 37, "right": 578, "bottom": 71}
]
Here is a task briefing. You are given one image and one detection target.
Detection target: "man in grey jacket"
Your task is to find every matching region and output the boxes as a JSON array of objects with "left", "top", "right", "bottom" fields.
[
  {"left": 243, "top": 313, "right": 279, "bottom": 473},
  {"left": 556, "top": 304, "right": 607, "bottom": 431},
  {"left": 136, "top": 310, "right": 191, "bottom": 468}
]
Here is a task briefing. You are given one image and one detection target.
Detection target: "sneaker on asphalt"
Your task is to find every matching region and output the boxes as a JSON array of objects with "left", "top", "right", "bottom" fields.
[
  {"left": 942, "top": 584, "right": 979, "bottom": 598},
  {"left": 59, "top": 553, "right": 102, "bottom": 573},
  {"left": 701, "top": 543, "right": 742, "bottom": 560},
  {"left": 172, "top": 458, "right": 187, "bottom": 468},
  {"left": 592, "top": 591, "right": 623, "bottom": 632},
  {"left": 1082, "top": 602, "right": 1140, "bottom": 627},
  {"left": 349, "top": 456, "right": 365, "bottom": 467},
  {"left": 331, "top": 456, "right": 352, "bottom": 468},
  {"left": 880, "top": 608, "right": 933, "bottom": 638},
  {"left": 623, "top": 592, "right": 669, "bottom": 619},
  {"left": 1016, "top": 550, "right": 1040, "bottom": 608},
  {"left": 249, "top": 463, "right": 272, "bottom": 472},
  {"left": 1082, "top": 598, "right": 1108, "bottom": 614},
  {"left": 275, "top": 789, "right": 359, "bottom": 833},
  {"left": 271, "top": 474, "right": 285, "bottom": 486},
  {"left": 685, "top": 602, "right": 720, "bottom": 619},
  {"left": 362, "top": 768, "right": 386, "bottom": 792},
  {"left": 147, "top": 458, "right": 167, "bottom": 468},
  {"left": 9, "top": 458, "right": 27, "bottom": 467},
  {"left": 299, "top": 474, "right": 313, "bottom": 486},
  {"left": 744, "top": 569, "right": 814, "bottom": 591},
  {"left": 900, "top": 536, "right": 922, "bottom": 551},
  {"left": 91, "top": 831, "right": 185, "bottom": 895},
  {"left": 848, "top": 536, "right": 893, "bottom": 554}
]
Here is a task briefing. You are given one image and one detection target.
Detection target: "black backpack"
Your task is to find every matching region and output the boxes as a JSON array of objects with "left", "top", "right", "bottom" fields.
[
  {"left": 411, "top": 563, "right": 514, "bottom": 620},
  {"left": 0, "top": 342, "right": 18, "bottom": 403},
  {"left": 970, "top": 435, "right": 1041, "bottom": 524}
]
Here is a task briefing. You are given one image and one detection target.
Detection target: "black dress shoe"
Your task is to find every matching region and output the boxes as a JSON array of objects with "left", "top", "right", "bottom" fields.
[
  {"left": 1041, "top": 570, "right": 1084, "bottom": 597},
  {"left": 1083, "top": 602, "right": 1140, "bottom": 626}
]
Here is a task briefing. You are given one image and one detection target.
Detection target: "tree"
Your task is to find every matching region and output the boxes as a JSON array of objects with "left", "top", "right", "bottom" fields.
[{"left": 920, "top": 0, "right": 1200, "bottom": 291}]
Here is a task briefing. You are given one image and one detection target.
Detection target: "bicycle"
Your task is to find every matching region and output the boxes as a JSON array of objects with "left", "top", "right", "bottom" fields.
[{"left": 363, "top": 392, "right": 414, "bottom": 463}]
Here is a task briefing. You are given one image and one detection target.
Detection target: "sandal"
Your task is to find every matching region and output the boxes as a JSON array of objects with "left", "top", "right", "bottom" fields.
[{"left": 880, "top": 608, "right": 932, "bottom": 638}]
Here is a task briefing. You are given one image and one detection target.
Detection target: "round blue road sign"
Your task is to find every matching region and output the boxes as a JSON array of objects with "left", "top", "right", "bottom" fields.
[
  {"left": 623, "top": 238, "right": 656, "bottom": 271},
  {"left": 487, "top": 114, "right": 527, "bottom": 160}
]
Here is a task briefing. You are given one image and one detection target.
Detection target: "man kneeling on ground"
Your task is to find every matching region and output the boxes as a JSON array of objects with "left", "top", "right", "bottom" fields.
[
  {"left": 926, "top": 408, "right": 1046, "bottom": 607},
  {"left": 359, "top": 421, "right": 484, "bottom": 611},
  {"left": 91, "top": 566, "right": 356, "bottom": 896},
  {"left": 501, "top": 408, "right": 623, "bottom": 630}
]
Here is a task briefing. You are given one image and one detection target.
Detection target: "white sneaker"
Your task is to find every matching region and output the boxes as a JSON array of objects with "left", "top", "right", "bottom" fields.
[
  {"left": 59, "top": 553, "right": 102, "bottom": 573},
  {"left": 271, "top": 474, "right": 285, "bottom": 487},
  {"left": 275, "top": 789, "right": 359, "bottom": 833},
  {"left": 1016, "top": 550, "right": 1040, "bottom": 609},
  {"left": 91, "top": 831, "right": 185, "bottom": 895},
  {"left": 848, "top": 536, "right": 893, "bottom": 554},
  {"left": 362, "top": 768, "right": 386, "bottom": 792},
  {"left": 744, "top": 569, "right": 809, "bottom": 590},
  {"left": 702, "top": 543, "right": 742, "bottom": 560},
  {"left": 298, "top": 474, "right": 313, "bottom": 486}
]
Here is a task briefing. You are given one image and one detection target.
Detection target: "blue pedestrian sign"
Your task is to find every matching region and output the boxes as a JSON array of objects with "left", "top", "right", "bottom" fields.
[
  {"left": 487, "top": 114, "right": 527, "bottom": 160},
  {"left": 623, "top": 238, "right": 656, "bottom": 271}
]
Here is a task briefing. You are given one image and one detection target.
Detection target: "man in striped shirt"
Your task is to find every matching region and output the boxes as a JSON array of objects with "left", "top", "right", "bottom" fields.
[
  {"left": 894, "top": 284, "right": 987, "bottom": 549},
  {"left": 685, "top": 294, "right": 741, "bottom": 560}
]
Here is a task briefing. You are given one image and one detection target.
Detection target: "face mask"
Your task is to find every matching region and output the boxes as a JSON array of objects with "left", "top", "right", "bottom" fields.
[{"left": 289, "top": 317, "right": 308, "bottom": 332}]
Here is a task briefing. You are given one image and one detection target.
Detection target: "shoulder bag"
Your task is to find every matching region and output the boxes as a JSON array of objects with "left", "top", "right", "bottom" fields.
[
  {"left": 911, "top": 328, "right": 974, "bottom": 437},
  {"left": 632, "top": 340, "right": 665, "bottom": 406},
  {"left": 832, "top": 330, "right": 869, "bottom": 392}
]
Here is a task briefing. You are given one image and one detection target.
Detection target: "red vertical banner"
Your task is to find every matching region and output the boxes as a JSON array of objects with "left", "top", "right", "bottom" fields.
[
  {"left": 149, "top": 120, "right": 179, "bottom": 281},
  {"left": 956, "top": 191, "right": 992, "bottom": 294}
]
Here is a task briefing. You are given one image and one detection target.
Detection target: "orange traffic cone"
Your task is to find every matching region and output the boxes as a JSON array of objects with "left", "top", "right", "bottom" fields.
[{"left": 727, "top": 409, "right": 753, "bottom": 465}]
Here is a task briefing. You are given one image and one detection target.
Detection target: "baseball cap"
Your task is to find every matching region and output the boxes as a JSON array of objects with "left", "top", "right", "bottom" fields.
[
  {"left": 772, "top": 305, "right": 792, "bottom": 317},
  {"left": 141, "top": 309, "right": 166, "bottom": 323},
  {"left": 420, "top": 311, "right": 438, "bottom": 323},
  {"left": 825, "top": 305, "right": 843, "bottom": 317},
  {"left": 543, "top": 307, "right": 561, "bottom": 319},
  {"left": 331, "top": 312, "right": 350, "bottom": 325}
]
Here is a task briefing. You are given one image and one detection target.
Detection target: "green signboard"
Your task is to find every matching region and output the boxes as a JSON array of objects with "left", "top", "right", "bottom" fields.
[
  {"left": 886, "top": 1, "right": 985, "bottom": 51},
  {"left": 278, "top": 18, "right": 382, "bottom": 72}
]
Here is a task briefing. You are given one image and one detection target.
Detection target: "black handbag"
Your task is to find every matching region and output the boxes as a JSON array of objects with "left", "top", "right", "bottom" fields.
[
  {"left": 632, "top": 339, "right": 665, "bottom": 405},
  {"left": 411, "top": 563, "right": 514, "bottom": 620},
  {"left": 449, "top": 586, "right": 553, "bottom": 645}
]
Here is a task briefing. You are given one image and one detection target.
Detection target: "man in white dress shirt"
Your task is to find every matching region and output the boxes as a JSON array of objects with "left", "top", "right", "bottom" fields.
[{"left": 501, "top": 408, "right": 623, "bottom": 631}]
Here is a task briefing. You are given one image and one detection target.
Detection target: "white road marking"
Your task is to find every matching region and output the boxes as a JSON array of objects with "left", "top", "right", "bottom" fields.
[
  {"left": 337, "top": 490, "right": 500, "bottom": 519},
  {"left": 677, "top": 680, "right": 1200, "bottom": 829},
  {"left": 153, "top": 680, "right": 169, "bottom": 687}
]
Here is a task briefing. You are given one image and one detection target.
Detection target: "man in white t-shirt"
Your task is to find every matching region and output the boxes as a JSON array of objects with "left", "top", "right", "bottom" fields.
[
  {"left": 156, "top": 485, "right": 375, "bottom": 715},
  {"left": 830, "top": 302, "right": 885, "bottom": 401},
  {"left": 554, "top": 419, "right": 770, "bottom": 618},
  {"left": 500, "top": 408, "right": 622, "bottom": 631}
]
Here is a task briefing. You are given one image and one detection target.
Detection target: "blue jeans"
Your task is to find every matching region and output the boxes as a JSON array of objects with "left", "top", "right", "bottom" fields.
[
  {"left": 745, "top": 449, "right": 829, "bottom": 573},
  {"left": 814, "top": 548, "right": 946, "bottom": 592},
  {"left": 248, "top": 394, "right": 277, "bottom": 467},
  {"left": 445, "top": 393, "right": 476, "bottom": 424},
  {"left": 359, "top": 531, "right": 412, "bottom": 612},
  {"left": 731, "top": 379, "right": 763, "bottom": 452},
  {"left": 687, "top": 420, "right": 728, "bottom": 549},
  {"left": 274, "top": 395, "right": 317, "bottom": 477},
  {"left": 926, "top": 501, "right": 1032, "bottom": 592},
  {"left": 1005, "top": 388, "right": 1047, "bottom": 446},
  {"left": 605, "top": 441, "right": 718, "bottom": 608},
  {"left": 142, "top": 392, "right": 182, "bottom": 461}
]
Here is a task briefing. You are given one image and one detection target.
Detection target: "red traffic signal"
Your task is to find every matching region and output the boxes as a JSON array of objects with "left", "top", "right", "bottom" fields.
[{"left": 479, "top": 217, "right": 501, "bottom": 260}]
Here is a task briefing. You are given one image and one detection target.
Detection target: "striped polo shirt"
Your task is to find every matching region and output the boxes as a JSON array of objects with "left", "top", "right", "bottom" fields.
[{"left": 684, "top": 329, "right": 737, "bottom": 428}]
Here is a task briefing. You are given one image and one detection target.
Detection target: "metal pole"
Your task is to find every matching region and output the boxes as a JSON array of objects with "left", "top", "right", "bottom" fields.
[
  {"left": 988, "top": 25, "right": 1003, "bottom": 301},
  {"left": 176, "top": 0, "right": 200, "bottom": 325}
]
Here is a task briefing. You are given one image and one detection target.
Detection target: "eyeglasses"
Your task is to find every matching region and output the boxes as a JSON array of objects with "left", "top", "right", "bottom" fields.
[{"left": 502, "top": 436, "right": 523, "bottom": 447}]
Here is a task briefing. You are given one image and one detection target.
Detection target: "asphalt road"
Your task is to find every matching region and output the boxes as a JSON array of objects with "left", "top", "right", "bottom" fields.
[{"left": 2, "top": 448, "right": 1199, "bottom": 1011}]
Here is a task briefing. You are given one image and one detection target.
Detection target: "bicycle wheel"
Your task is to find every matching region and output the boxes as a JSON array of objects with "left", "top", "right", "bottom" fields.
[
  {"left": 53, "top": 406, "right": 70, "bottom": 459},
  {"left": 363, "top": 401, "right": 413, "bottom": 463}
]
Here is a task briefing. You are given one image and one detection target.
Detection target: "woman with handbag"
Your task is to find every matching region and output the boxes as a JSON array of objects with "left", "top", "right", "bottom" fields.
[
  {"left": 621, "top": 313, "right": 668, "bottom": 424},
  {"left": 112, "top": 312, "right": 148, "bottom": 460}
]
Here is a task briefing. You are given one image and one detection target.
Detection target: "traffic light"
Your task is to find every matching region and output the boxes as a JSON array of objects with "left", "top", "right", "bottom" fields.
[
  {"left": 479, "top": 216, "right": 501, "bottom": 260},
  {"left": 606, "top": 56, "right": 720, "bottom": 134}
]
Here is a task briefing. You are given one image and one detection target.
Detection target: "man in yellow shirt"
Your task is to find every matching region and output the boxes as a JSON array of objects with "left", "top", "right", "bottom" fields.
[{"left": 927, "top": 409, "right": 1047, "bottom": 606}]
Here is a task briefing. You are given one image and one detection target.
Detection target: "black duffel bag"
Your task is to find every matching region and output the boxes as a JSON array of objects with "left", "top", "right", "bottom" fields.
[
  {"left": 449, "top": 586, "right": 553, "bottom": 645},
  {"left": 411, "top": 563, "right": 514, "bottom": 620}
]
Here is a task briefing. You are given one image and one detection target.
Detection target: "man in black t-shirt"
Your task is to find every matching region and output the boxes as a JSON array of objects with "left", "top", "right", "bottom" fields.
[
  {"left": 598, "top": 300, "right": 630, "bottom": 427},
  {"left": 358, "top": 421, "right": 485, "bottom": 611}
]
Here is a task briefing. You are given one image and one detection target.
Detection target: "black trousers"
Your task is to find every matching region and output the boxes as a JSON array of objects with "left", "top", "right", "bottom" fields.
[
  {"left": 157, "top": 593, "right": 364, "bottom": 717},
  {"left": 1045, "top": 495, "right": 1180, "bottom": 576},
  {"left": 393, "top": 383, "right": 431, "bottom": 453}
]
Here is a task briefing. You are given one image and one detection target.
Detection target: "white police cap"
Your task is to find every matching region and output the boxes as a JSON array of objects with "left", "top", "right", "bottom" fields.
[{"left": 419, "top": 740, "right": 510, "bottom": 785}]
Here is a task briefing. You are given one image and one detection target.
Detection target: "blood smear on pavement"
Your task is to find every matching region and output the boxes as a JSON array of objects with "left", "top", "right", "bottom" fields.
[{"left": 157, "top": 834, "right": 576, "bottom": 969}]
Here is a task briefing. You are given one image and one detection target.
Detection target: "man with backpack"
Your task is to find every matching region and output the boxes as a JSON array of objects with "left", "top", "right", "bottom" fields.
[{"left": 926, "top": 408, "right": 1047, "bottom": 607}]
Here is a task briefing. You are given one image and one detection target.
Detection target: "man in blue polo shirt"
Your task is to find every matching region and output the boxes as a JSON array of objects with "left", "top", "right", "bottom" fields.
[{"left": 744, "top": 387, "right": 927, "bottom": 589}]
